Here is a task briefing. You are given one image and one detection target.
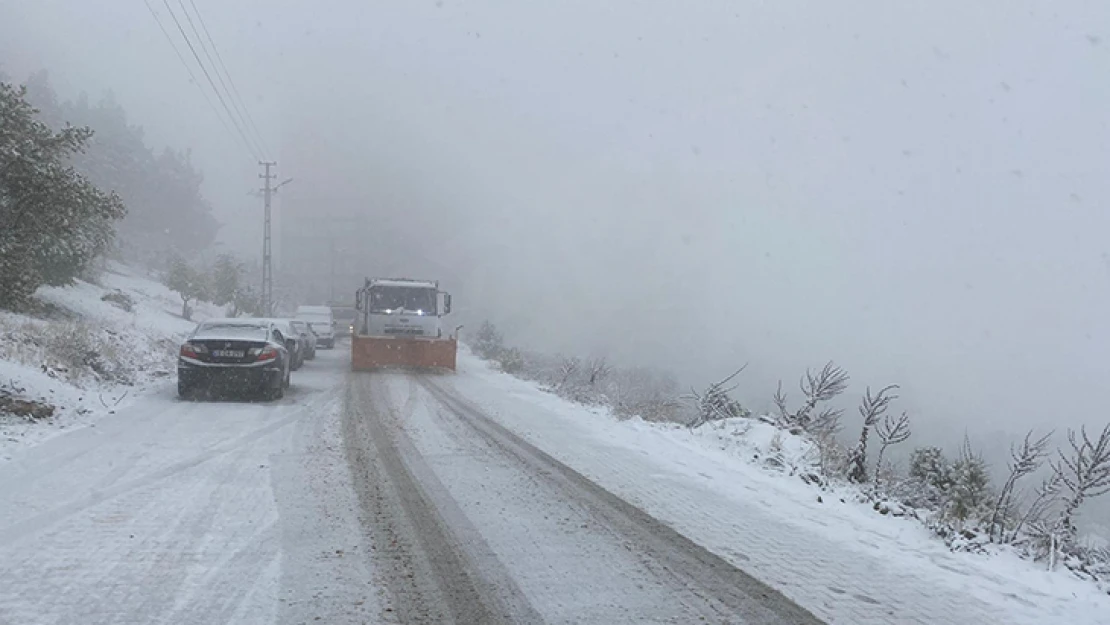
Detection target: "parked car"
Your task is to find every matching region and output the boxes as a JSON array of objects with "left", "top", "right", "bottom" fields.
[
  {"left": 328, "top": 303, "right": 357, "bottom": 338},
  {"left": 296, "top": 305, "right": 336, "bottom": 348},
  {"left": 177, "top": 318, "right": 291, "bottom": 400},
  {"left": 289, "top": 319, "right": 317, "bottom": 360},
  {"left": 263, "top": 319, "right": 306, "bottom": 370}
]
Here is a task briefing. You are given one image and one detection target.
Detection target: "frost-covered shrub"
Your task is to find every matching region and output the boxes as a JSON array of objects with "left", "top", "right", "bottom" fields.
[
  {"left": 101, "top": 289, "right": 135, "bottom": 312},
  {"left": 37, "top": 322, "right": 132, "bottom": 385},
  {"left": 472, "top": 321, "right": 504, "bottom": 360},
  {"left": 945, "top": 438, "right": 994, "bottom": 526},
  {"left": 909, "top": 447, "right": 953, "bottom": 491},
  {"left": 496, "top": 346, "right": 524, "bottom": 374},
  {"left": 687, "top": 368, "right": 751, "bottom": 429}
]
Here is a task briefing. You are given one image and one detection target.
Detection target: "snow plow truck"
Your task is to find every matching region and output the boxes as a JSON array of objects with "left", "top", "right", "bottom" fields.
[{"left": 350, "top": 277, "right": 457, "bottom": 371}]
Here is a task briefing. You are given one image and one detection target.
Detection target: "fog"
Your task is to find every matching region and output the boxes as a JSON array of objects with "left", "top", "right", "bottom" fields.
[{"left": 4, "top": 0, "right": 1110, "bottom": 453}]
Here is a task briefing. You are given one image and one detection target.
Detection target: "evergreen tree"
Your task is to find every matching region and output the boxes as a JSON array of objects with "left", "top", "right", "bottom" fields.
[
  {"left": 22, "top": 73, "right": 219, "bottom": 262},
  {"left": 209, "top": 253, "right": 243, "bottom": 308},
  {"left": 0, "top": 81, "right": 125, "bottom": 309}
]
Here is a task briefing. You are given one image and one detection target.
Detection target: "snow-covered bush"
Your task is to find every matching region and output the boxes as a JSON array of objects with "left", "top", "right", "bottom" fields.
[
  {"left": 773, "top": 362, "right": 850, "bottom": 435},
  {"left": 40, "top": 322, "right": 132, "bottom": 385},
  {"left": 472, "top": 321, "right": 504, "bottom": 360},
  {"left": 496, "top": 346, "right": 525, "bottom": 374},
  {"left": 945, "top": 437, "right": 995, "bottom": 527},
  {"left": 610, "top": 366, "right": 683, "bottom": 422},
  {"left": 101, "top": 289, "right": 135, "bottom": 312},
  {"left": 686, "top": 368, "right": 751, "bottom": 429}
]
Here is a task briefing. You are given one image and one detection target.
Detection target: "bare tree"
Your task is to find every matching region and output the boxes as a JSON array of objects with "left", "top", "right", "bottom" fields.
[
  {"left": 774, "top": 362, "right": 850, "bottom": 431},
  {"left": 989, "top": 430, "right": 1053, "bottom": 543},
  {"left": 586, "top": 356, "right": 611, "bottom": 387},
  {"left": 557, "top": 356, "right": 580, "bottom": 389},
  {"left": 847, "top": 385, "right": 899, "bottom": 483},
  {"left": 773, "top": 381, "right": 790, "bottom": 421},
  {"left": 1009, "top": 469, "right": 1063, "bottom": 544},
  {"left": 873, "top": 411, "right": 911, "bottom": 487},
  {"left": 1052, "top": 424, "right": 1110, "bottom": 538},
  {"left": 686, "top": 366, "right": 748, "bottom": 429},
  {"left": 795, "top": 362, "right": 851, "bottom": 429},
  {"left": 811, "top": 406, "right": 845, "bottom": 439}
]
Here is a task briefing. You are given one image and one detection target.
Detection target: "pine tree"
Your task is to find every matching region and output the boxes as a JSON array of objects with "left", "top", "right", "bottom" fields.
[
  {"left": 209, "top": 254, "right": 243, "bottom": 308},
  {"left": 947, "top": 436, "right": 992, "bottom": 526},
  {"left": 474, "top": 321, "right": 504, "bottom": 359},
  {"left": 0, "top": 81, "right": 125, "bottom": 309}
]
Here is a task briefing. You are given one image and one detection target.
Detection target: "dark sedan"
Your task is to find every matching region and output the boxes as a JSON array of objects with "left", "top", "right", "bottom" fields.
[{"left": 177, "top": 319, "right": 291, "bottom": 401}]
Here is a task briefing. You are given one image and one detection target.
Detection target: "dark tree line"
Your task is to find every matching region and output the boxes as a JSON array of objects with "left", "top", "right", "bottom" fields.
[
  {"left": 22, "top": 71, "right": 219, "bottom": 263},
  {"left": 0, "top": 70, "right": 219, "bottom": 309},
  {"left": 0, "top": 81, "right": 124, "bottom": 307}
]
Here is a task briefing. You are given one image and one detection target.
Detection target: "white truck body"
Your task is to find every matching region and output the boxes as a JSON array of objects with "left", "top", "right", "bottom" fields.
[
  {"left": 361, "top": 279, "right": 443, "bottom": 338},
  {"left": 351, "top": 277, "right": 456, "bottom": 371}
]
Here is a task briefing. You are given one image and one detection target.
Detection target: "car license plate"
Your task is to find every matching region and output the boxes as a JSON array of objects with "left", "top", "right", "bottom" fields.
[{"left": 212, "top": 350, "right": 244, "bottom": 358}]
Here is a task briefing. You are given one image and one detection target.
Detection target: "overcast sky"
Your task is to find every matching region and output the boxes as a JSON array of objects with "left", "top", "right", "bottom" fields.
[{"left": 3, "top": 0, "right": 1110, "bottom": 453}]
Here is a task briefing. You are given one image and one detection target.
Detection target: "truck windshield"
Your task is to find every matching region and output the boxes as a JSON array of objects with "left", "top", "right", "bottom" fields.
[{"left": 369, "top": 286, "right": 436, "bottom": 314}]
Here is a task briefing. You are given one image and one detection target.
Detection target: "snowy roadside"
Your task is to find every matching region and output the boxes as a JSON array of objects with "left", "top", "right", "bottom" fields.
[
  {"left": 447, "top": 346, "right": 1110, "bottom": 625},
  {"left": 0, "top": 264, "right": 219, "bottom": 457}
]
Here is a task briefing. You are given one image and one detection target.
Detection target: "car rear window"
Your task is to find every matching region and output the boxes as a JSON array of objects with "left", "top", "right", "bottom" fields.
[{"left": 195, "top": 323, "right": 269, "bottom": 340}]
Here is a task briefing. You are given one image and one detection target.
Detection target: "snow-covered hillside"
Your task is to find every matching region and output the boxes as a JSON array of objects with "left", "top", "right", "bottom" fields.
[
  {"left": 0, "top": 264, "right": 220, "bottom": 456},
  {"left": 452, "top": 346, "right": 1110, "bottom": 625}
]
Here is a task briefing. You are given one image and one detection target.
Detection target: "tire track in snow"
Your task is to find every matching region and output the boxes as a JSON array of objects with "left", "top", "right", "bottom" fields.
[
  {"left": 342, "top": 373, "right": 543, "bottom": 625},
  {"left": 416, "top": 375, "right": 825, "bottom": 625}
]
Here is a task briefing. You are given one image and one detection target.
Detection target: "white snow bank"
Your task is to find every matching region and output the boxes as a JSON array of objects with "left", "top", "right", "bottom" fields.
[
  {"left": 448, "top": 346, "right": 1110, "bottom": 625},
  {"left": 0, "top": 264, "right": 222, "bottom": 457}
]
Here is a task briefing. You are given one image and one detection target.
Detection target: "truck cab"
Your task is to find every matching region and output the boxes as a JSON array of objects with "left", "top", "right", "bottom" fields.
[
  {"left": 350, "top": 277, "right": 457, "bottom": 371},
  {"left": 356, "top": 279, "right": 452, "bottom": 338}
]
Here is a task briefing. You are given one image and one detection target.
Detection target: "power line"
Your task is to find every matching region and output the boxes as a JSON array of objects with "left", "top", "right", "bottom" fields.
[
  {"left": 178, "top": 0, "right": 267, "bottom": 160},
  {"left": 160, "top": 0, "right": 260, "bottom": 160},
  {"left": 186, "top": 0, "right": 271, "bottom": 159},
  {"left": 143, "top": 0, "right": 247, "bottom": 158}
]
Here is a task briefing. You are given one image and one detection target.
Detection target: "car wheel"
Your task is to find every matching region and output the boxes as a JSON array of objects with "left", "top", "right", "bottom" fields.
[
  {"left": 284, "top": 367, "right": 291, "bottom": 388},
  {"left": 270, "top": 382, "right": 285, "bottom": 400},
  {"left": 178, "top": 380, "right": 192, "bottom": 399}
]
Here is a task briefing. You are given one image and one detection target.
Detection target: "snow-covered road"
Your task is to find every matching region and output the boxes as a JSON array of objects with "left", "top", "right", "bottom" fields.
[
  {"left": 3, "top": 345, "right": 1101, "bottom": 624},
  {"left": 344, "top": 372, "right": 818, "bottom": 624},
  {"left": 0, "top": 348, "right": 384, "bottom": 625},
  {"left": 0, "top": 348, "right": 816, "bottom": 624}
]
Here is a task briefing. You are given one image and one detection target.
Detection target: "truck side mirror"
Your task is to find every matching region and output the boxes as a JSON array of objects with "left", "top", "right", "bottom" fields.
[{"left": 443, "top": 293, "right": 452, "bottom": 314}]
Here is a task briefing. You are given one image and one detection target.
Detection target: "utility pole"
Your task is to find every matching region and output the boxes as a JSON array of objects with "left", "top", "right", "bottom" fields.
[
  {"left": 329, "top": 237, "right": 336, "bottom": 303},
  {"left": 259, "top": 161, "right": 276, "bottom": 316}
]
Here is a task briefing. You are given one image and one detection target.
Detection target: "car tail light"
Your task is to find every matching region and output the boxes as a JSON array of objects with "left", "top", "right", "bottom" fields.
[
  {"left": 180, "top": 342, "right": 206, "bottom": 358},
  {"left": 255, "top": 346, "right": 278, "bottom": 361}
]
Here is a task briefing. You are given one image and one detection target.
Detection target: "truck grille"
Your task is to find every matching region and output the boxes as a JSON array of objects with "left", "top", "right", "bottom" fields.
[{"left": 384, "top": 326, "right": 425, "bottom": 336}]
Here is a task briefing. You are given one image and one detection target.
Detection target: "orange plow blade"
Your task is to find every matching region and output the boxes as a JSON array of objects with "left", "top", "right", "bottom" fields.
[{"left": 351, "top": 335, "right": 457, "bottom": 371}]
